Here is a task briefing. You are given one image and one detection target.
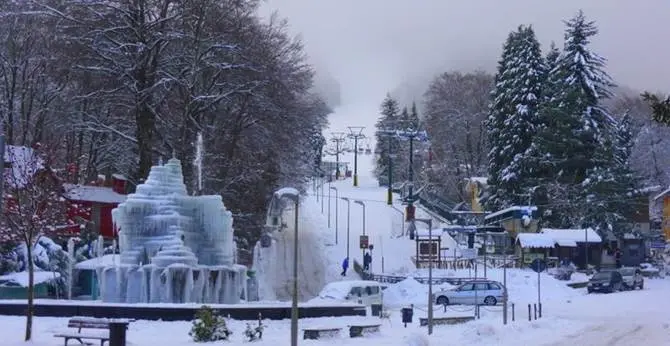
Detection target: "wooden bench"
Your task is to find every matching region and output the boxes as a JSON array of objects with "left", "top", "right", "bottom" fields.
[
  {"left": 53, "top": 318, "right": 134, "bottom": 346},
  {"left": 419, "top": 316, "right": 475, "bottom": 326},
  {"left": 302, "top": 327, "right": 342, "bottom": 340},
  {"left": 348, "top": 324, "right": 381, "bottom": 337}
]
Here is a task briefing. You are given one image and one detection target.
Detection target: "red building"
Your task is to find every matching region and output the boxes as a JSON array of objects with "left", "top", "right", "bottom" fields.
[{"left": 63, "top": 175, "right": 128, "bottom": 239}]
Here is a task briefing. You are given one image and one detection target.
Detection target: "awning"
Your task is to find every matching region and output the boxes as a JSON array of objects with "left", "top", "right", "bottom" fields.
[{"left": 555, "top": 239, "right": 577, "bottom": 247}]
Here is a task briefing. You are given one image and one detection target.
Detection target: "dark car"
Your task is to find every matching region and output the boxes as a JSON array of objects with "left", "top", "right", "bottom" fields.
[{"left": 587, "top": 270, "right": 623, "bottom": 293}]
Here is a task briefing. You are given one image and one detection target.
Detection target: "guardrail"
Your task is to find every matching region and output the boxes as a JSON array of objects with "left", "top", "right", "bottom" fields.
[{"left": 354, "top": 259, "right": 486, "bottom": 286}]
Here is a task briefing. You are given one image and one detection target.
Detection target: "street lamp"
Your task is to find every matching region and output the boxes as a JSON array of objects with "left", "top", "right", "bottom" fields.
[
  {"left": 330, "top": 186, "right": 338, "bottom": 244},
  {"left": 341, "top": 197, "right": 352, "bottom": 260},
  {"left": 389, "top": 205, "right": 405, "bottom": 237},
  {"left": 273, "top": 188, "right": 300, "bottom": 346},
  {"left": 347, "top": 126, "right": 365, "bottom": 187},
  {"left": 414, "top": 218, "right": 434, "bottom": 335},
  {"left": 354, "top": 200, "right": 366, "bottom": 262}
]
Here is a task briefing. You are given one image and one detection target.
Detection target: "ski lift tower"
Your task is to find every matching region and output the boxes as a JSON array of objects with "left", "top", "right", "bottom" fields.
[
  {"left": 395, "top": 129, "right": 429, "bottom": 221},
  {"left": 347, "top": 126, "right": 365, "bottom": 187}
]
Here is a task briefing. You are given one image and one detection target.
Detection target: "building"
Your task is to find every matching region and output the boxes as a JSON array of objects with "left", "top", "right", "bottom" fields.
[
  {"left": 514, "top": 228, "right": 603, "bottom": 268},
  {"left": 63, "top": 175, "right": 128, "bottom": 238}
]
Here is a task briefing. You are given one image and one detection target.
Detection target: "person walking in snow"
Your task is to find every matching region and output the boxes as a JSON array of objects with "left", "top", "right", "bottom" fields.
[
  {"left": 363, "top": 252, "right": 372, "bottom": 272},
  {"left": 341, "top": 257, "right": 349, "bottom": 276}
]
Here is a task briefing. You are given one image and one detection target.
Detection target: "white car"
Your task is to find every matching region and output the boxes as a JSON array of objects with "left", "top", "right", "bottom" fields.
[
  {"left": 309, "top": 280, "right": 387, "bottom": 306},
  {"left": 433, "top": 280, "right": 506, "bottom": 306}
]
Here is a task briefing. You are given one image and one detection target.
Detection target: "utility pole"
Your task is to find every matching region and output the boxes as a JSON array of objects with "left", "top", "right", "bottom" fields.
[
  {"left": 387, "top": 137, "right": 393, "bottom": 205},
  {"left": 394, "top": 129, "right": 429, "bottom": 221},
  {"left": 327, "top": 132, "right": 347, "bottom": 180},
  {"left": 347, "top": 126, "right": 365, "bottom": 187}
]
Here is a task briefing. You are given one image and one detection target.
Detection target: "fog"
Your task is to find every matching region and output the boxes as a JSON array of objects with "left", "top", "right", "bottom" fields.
[{"left": 260, "top": 0, "right": 670, "bottom": 107}]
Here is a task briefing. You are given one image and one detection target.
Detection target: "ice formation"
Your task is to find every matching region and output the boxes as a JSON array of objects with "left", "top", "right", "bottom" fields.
[{"left": 98, "top": 158, "right": 247, "bottom": 304}]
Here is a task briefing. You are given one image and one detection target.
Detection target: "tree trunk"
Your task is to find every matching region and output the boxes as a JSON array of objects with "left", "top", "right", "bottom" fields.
[
  {"left": 25, "top": 237, "right": 34, "bottom": 341},
  {"left": 134, "top": 105, "right": 156, "bottom": 185}
]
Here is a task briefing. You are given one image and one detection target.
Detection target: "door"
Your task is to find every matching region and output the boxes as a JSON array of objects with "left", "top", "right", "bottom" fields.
[
  {"left": 473, "top": 282, "right": 490, "bottom": 305},
  {"left": 454, "top": 283, "right": 475, "bottom": 304}
]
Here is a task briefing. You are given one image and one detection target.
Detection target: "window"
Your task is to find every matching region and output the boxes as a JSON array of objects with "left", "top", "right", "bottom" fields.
[
  {"left": 474, "top": 283, "right": 489, "bottom": 291},
  {"left": 459, "top": 284, "right": 474, "bottom": 291},
  {"left": 488, "top": 283, "right": 501, "bottom": 290},
  {"left": 365, "top": 286, "right": 372, "bottom": 295},
  {"left": 368, "top": 286, "right": 380, "bottom": 295},
  {"left": 349, "top": 287, "right": 362, "bottom": 297}
]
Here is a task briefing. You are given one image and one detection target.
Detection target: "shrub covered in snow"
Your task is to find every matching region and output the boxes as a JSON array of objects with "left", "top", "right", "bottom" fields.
[
  {"left": 189, "top": 305, "right": 232, "bottom": 342},
  {"left": 0, "top": 236, "right": 70, "bottom": 295}
]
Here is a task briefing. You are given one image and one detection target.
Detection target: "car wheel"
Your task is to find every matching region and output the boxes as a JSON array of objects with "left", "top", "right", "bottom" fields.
[
  {"left": 639, "top": 283, "right": 643, "bottom": 290},
  {"left": 587, "top": 289, "right": 593, "bottom": 294},
  {"left": 436, "top": 296, "right": 449, "bottom": 306},
  {"left": 484, "top": 296, "right": 497, "bottom": 305}
]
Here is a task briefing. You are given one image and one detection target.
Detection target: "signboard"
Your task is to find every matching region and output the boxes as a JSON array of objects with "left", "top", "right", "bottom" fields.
[
  {"left": 664, "top": 196, "right": 670, "bottom": 240},
  {"left": 359, "top": 235, "right": 369, "bottom": 249},
  {"left": 529, "top": 258, "right": 547, "bottom": 273}
]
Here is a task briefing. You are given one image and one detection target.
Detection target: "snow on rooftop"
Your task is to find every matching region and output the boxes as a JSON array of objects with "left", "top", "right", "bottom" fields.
[
  {"left": 485, "top": 205, "right": 537, "bottom": 220},
  {"left": 63, "top": 184, "right": 127, "bottom": 204},
  {"left": 0, "top": 271, "right": 60, "bottom": 287},
  {"left": 541, "top": 228, "right": 602, "bottom": 243},
  {"left": 516, "top": 233, "right": 556, "bottom": 249},
  {"left": 274, "top": 187, "right": 300, "bottom": 199},
  {"left": 653, "top": 186, "right": 670, "bottom": 201}
]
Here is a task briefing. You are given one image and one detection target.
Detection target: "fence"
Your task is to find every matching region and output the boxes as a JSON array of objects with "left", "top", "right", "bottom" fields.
[{"left": 354, "top": 259, "right": 486, "bottom": 286}]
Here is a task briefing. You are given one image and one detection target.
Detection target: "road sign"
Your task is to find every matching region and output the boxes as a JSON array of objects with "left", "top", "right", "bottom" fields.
[
  {"left": 529, "top": 258, "right": 547, "bottom": 273},
  {"left": 461, "top": 248, "right": 477, "bottom": 260},
  {"left": 359, "top": 235, "right": 369, "bottom": 249}
]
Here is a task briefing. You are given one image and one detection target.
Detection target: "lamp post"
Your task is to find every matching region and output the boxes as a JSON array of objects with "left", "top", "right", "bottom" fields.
[
  {"left": 354, "top": 200, "right": 366, "bottom": 262},
  {"left": 273, "top": 188, "right": 300, "bottom": 346},
  {"left": 347, "top": 126, "right": 365, "bottom": 187},
  {"left": 327, "top": 181, "right": 332, "bottom": 228},
  {"left": 341, "top": 197, "right": 351, "bottom": 260},
  {"left": 330, "top": 186, "right": 338, "bottom": 244},
  {"left": 321, "top": 178, "right": 325, "bottom": 214},
  {"left": 414, "top": 218, "right": 434, "bottom": 335},
  {"left": 389, "top": 205, "right": 405, "bottom": 237}
]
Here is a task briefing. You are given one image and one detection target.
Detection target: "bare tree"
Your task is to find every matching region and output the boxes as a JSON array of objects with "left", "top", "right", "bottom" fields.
[
  {"left": 422, "top": 70, "right": 493, "bottom": 201},
  {"left": 1, "top": 144, "right": 67, "bottom": 341}
]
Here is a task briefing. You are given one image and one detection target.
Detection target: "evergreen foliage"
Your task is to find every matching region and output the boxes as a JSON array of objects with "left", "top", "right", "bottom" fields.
[
  {"left": 374, "top": 94, "right": 402, "bottom": 184},
  {"left": 189, "top": 306, "right": 232, "bottom": 342},
  {"left": 486, "top": 25, "right": 546, "bottom": 209}
]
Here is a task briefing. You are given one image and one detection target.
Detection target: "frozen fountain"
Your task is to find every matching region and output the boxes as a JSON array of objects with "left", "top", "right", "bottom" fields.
[{"left": 98, "top": 157, "right": 247, "bottom": 304}]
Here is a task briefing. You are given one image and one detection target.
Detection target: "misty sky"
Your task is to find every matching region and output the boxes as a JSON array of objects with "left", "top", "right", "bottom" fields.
[{"left": 260, "top": 0, "right": 670, "bottom": 105}]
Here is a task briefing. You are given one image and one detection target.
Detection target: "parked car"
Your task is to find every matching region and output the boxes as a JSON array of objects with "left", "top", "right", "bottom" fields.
[
  {"left": 309, "top": 280, "right": 387, "bottom": 306},
  {"left": 618, "top": 267, "right": 644, "bottom": 290},
  {"left": 587, "top": 270, "right": 623, "bottom": 293},
  {"left": 433, "top": 280, "right": 505, "bottom": 306}
]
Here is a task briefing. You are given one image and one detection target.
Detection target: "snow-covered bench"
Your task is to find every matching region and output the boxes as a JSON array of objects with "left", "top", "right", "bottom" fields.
[
  {"left": 348, "top": 324, "right": 381, "bottom": 337},
  {"left": 302, "top": 327, "right": 342, "bottom": 340},
  {"left": 53, "top": 317, "right": 134, "bottom": 346}
]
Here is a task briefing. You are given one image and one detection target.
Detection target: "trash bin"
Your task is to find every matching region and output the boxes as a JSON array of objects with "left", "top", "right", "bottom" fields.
[
  {"left": 109, "top": 322, "right": 128, "bottom": 346},
  {"left": 401, "top": 307, "right": 413, "bottom": 327}
]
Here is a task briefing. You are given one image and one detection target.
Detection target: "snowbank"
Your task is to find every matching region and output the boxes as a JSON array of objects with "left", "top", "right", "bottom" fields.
[{"left": 383, "top": 277, "right": 454, "bottom": 307}]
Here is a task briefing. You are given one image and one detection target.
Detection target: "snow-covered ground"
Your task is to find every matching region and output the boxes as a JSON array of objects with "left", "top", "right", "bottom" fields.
[{"left": 4, "top": 278, "right": 670, "bottom": 345}]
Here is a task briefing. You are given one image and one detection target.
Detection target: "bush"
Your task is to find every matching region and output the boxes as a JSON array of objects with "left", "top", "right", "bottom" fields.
[
  {"left": 244, "top": 322, "right": 264, "bottom": 341},
  {"left": 189, "top": 305, "right": 232, "bottom": 342}
]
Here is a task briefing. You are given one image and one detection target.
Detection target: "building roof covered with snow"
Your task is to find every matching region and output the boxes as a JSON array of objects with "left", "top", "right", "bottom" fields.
[
  {"left": 516, "top": 233, "right": 556, "bottom": 249},
  {"left": 540, "top": 228, "right": 602, "bottom": 244},
  {"left": 63, "top": 184, "right": 128, "bottom": 204}
]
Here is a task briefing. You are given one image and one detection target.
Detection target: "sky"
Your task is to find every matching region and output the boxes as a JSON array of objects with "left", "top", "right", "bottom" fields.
[{"left": 259, "top": 0, "right": 670, "bottom": 106}]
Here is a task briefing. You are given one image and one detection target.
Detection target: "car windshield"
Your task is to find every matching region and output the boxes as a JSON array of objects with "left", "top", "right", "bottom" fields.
[
  {"left": 592, "top": 272, "right": 610, "bottom": 280},
  {"left": 619, "top": 269, "right": 635, "bottom": 276}
]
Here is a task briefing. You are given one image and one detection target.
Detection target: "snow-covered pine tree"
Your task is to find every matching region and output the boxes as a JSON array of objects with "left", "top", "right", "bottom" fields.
[
  {"left": 528, "top": 10, "right": 616, "bottom": 228},
  {"left": 486, "top": 29, "right": 521, "bottom": 211},
  {"left": 374, "top": 94, "right": 401, "bottom": 184},
  {"left": 580, "top": 112, "right": 639, "bottom": 237},
  {"left": 400, "top": 106, "right": 410, "bottom": 130},
  {"left": 409, "top": 101, "right": 421, "bottom": 129},
  {"left": 486, "top": 26, "right": 545, "bottom": 210},
  {"left": 545, "top": 41, "right": 560, "bottom": 74}
]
